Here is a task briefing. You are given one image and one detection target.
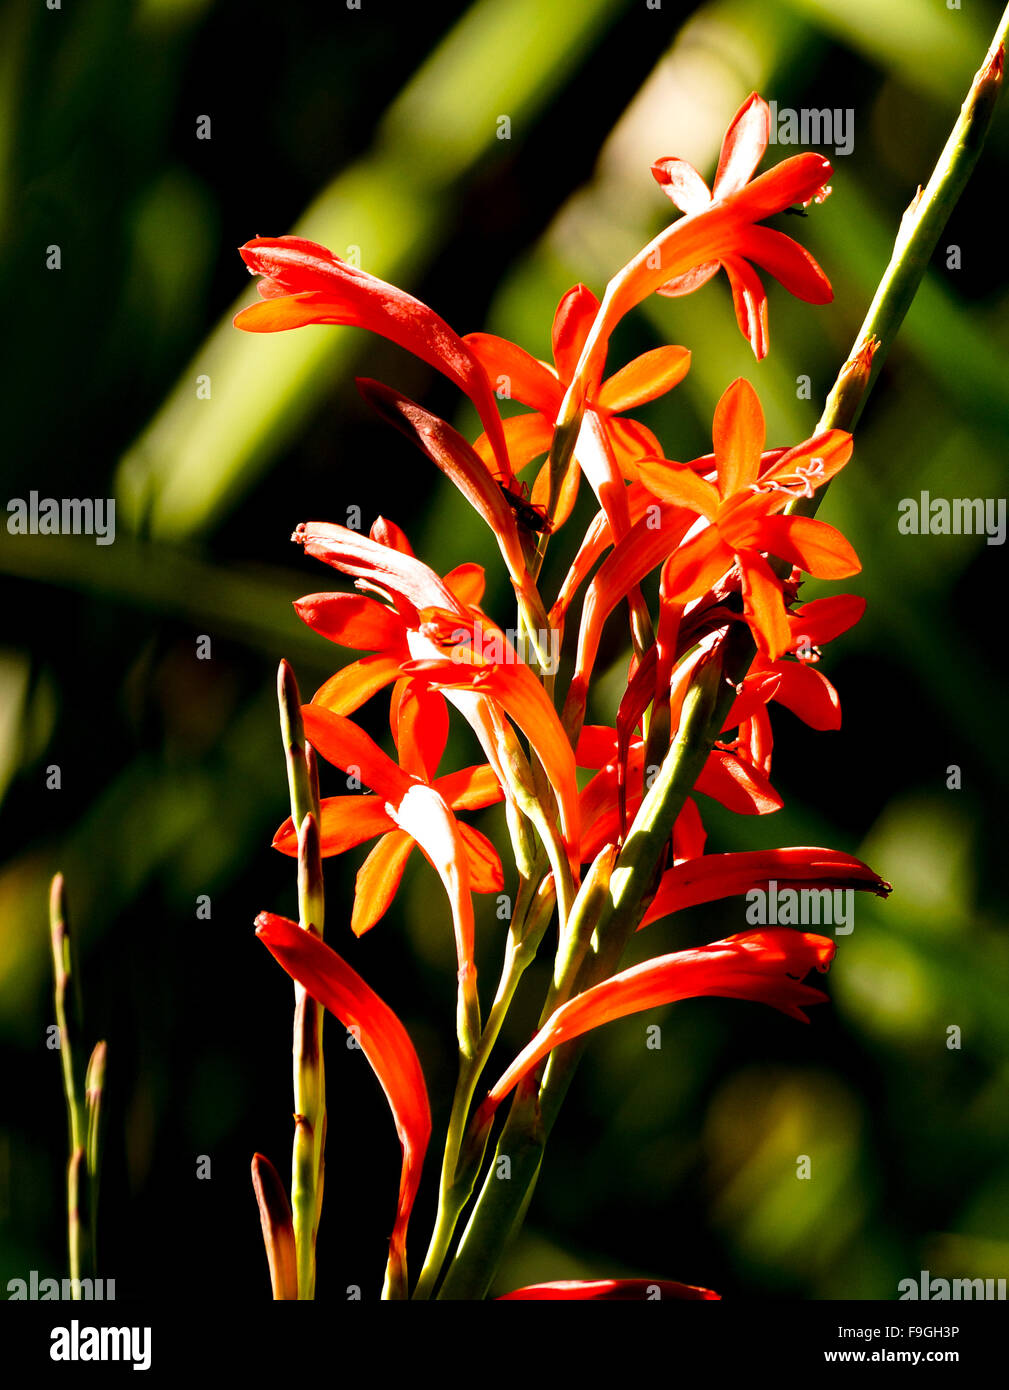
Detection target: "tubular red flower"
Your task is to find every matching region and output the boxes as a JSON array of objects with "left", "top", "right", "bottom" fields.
[
  {"left": 640, "top": 379, "right": 858, "bottom": 659},
  {"left": 482, "top": 929, "right": 836, "bottom": 1115},
  {"left": 640, "top": 847, "right": 892, "bottom": 927},
  {"left": 235, "top": 236, "right": 514, "bottom": 484},
  {"left": 291, "top": 703, "right": 485, "bottom": 977},
  {"left": 255, "top": 912, "right": 431, "bottom": 1284},
  {"left": 273, "top": 682, "right": 504, "bottom": 933},
  {"left": 466, "top": 286, "right": 690, "bottom": 529}
]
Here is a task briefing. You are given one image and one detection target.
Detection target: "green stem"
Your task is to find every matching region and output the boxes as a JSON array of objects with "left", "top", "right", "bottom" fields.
[
  {"left": 84, "top": 1040, "right": 107, "bottom": 1273},
  {"left": 413, "top": 872, "right": 555, "bottom": 1299},
  {"left": 49, "top": 873, "right": 90, "bottom": 1292},
  {"left": 438, "top": 659, "right": 736, "bottom": 1299},
  {"left": 277, "top": 660, "right": 327, "bottom": 1301}
]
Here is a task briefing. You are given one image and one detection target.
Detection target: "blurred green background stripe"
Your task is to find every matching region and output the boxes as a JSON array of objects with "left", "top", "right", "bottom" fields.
[
  {"left": 0, "top": 535, "right": 327, "bottom": 669},
  {"left": 780, "top": 0, "right": 987, "bottom": 103},
  {"left": 115, "top": 0, "right": 631, "bottom": 541}
]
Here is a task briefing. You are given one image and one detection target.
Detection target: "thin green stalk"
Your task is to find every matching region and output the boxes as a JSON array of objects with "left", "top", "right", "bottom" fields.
[
  {"left": 49, "top": 874, "right": 107, "bottom": 1294},
  {"left": 49, "top": 874, "right": 87, "bottom": 1289},
  {"left": 277, "top": 660, "right": 327, "bottom": 1301},
  {"left": 84, "top": 1041, "right": 107, "bottom": 1272}
]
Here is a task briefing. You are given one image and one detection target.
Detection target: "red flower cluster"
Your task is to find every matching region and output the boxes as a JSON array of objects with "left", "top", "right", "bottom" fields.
[{"left": 242, "top": 93, "right": 889, "bottom": 1301}]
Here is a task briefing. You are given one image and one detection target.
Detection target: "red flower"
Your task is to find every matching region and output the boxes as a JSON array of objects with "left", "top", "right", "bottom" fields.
[
  {"left": 481, "top": 929, "right": 836, "bottom": 1117},
  {"left": 295, "top": 520, "right": 581, "bottom": 870},
  {"left": 273, "top": 680, "right": 504, "bottom": 936},
  {"left": 235, "top": 236, "right": 514, "bottom": 484},
  {"left": 293, "top": 516, "right": 484, "bottom": 716},
  {"left": 639, "top": 846, "right": 891, "bottom": 928},
  {"left": 465, "top": 286, "right": 690, "bottom": 527},
  {"left": 255, "top": 912, "right": 431, "bottom": 1299},
  {"left": 283, "top": 700, "right": 483, "bottom": 1000},
  {"left": 650, "top": 93, "right": 833, "bottom": 357},
  {"left": 720, "top": 594, "right": 867, "bottom": 779},
  {"left": 498, "top": 1279, "right": 720, "bottom": 1300},
  {"left": 638, "top": 378, "right": 859, "bottom": 659}
]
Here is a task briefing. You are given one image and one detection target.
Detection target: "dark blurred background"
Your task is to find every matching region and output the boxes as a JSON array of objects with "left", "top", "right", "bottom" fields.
[{"left": 1, "top": 0, "right": 1008, "bottom": 1300}]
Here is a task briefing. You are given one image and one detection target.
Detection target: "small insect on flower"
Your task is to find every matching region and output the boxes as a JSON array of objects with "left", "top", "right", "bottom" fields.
[
  {"left": 783, "top": 206, "right": 809, "bottom": 218},
  {"left": 497, "top": 481, "right": 553, "bottom": 534}
]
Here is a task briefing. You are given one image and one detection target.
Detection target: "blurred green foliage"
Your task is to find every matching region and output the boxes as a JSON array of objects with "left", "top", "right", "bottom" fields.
[{"left": 1, "top": 0, "right": 1007, "bottom": 1300}]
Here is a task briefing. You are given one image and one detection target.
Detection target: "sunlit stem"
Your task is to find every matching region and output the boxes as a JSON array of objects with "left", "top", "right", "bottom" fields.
[
  {"left": 49, "top": 874, "right": 91, "bottom": 1293},
  {"left": 413, "top": 872, "right": 556, "bottom": 1299},
  {"left": 84, "top": 1041, "right": 107, "bottom": 1271},
  {"left": 438, "top": 659, "right": 734, "bottom": 1299},
  {"left": 277, "top": 660, "right": 327, "bottom": 1301}
]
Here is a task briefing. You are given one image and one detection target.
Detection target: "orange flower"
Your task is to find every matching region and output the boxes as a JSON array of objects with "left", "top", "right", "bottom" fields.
[
  {"left": 255, "top": 911, "right": 431, "bottom": 1298},
  {"left": 638, "top": 378, "right": 859, "bottom": 659},
  {"left": 465, "top": 286, "right": 691, "bottom": 526},
  {"left": 282, "top": 699, "right": 483, "bottom": 990},
  {"left": 720, "top": 594, "right": 867, "bottom": 779},
  {"left": 235, "top": 236, "right": 514, "bottom": 484},
  {"left": 293, "top": 516, "right": 484, "bottom": 716},
  {"left": 481, "top": 929, "right": 836, "bottom": 1116},
  {"left": 649, "top": 92, "right": 833, "bottom": 357},
  {"left": 273, "top": 680, "right": 503, "bottom": 936},
  {"left": 294, "top": 519, "right": 580, "bottom": 866}
]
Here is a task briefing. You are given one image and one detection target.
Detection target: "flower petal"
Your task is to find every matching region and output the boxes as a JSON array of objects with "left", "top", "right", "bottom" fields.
[
  {"left": 390, "top": 782, "right": 476, "bottom": 987},
  {"left": 302, "top": 704, "right": 414, "bottom": 804},
  {"left": 712, "top": 92, "right": 770, "bottom": 198},
  {"left": 771, "top": 661, "right": 842, "bottom": 731},
  {"left": 738, "top": 551, "right": 792, "bottom": 659},
  {"left": 650, "top": 157, "right": 712, "bottom": 214},
  {"left": 735, "top": 224, "right": 833, "bottom": 303},
  {"left": 596, "top": 346, "right": 691, "bottom": 413},
  {"left": 356, "top": 380, "right": 529, "bottom": 584},
  {"left": 551, "top": 284, "right": 601, "bottom": 383},
  {"left": 294, "top": 521, "right": 460, "bottom": 614},
  {"left": 391, "top": 679, "right": 449, "bottom": 780},
  {"left": 788, "top": 594, "right": 866, "bottom": 649},
  {"left": 722, "top": 254, "right": 770, "bottom": 359},
  {"left": 655, "top": 525, "right": 734, "bottom": 604},
  {"left": 434, "top": 763, "right": 505, "bottom": 811},
  {"left": 274, "top": 795, "right": 393, "bottom": 858},
  {"left": 636, "top": 458, "right": 720, "bottom": 519},
  {"left": 463, "top": 333, "right": 562, "bottom": 418},
  {"left": 756, "top": 515, "right": 862, "bottom": 579},
  {"left": 352, "top": 830, "right": 416, "bottom": 935},
  {"left": 293, "top": 592, "right": 404, "bottom": 650},
  {"left": 471, "top": 411, "right": 556, "bottom": 477},
  {"left": 695, "top": 748, "right": 783, "bottom": 815},
  {"left": 458, "top": 822, "right": 505, "bottom": 893},
  {"left": 312, "top": 654, "right": 405, "bottom": 717},
  {"left": 604, "top": 416, "right": 665, "bottom": 483},
  {"left": 641, "top": 848, "right": 891, "bottom": 926},
  {"left": 444, "top": 563, "right": 487, "bottom": 608},
  {"left": 713, "top": 378, "right": 765, "bottom": 497}
]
